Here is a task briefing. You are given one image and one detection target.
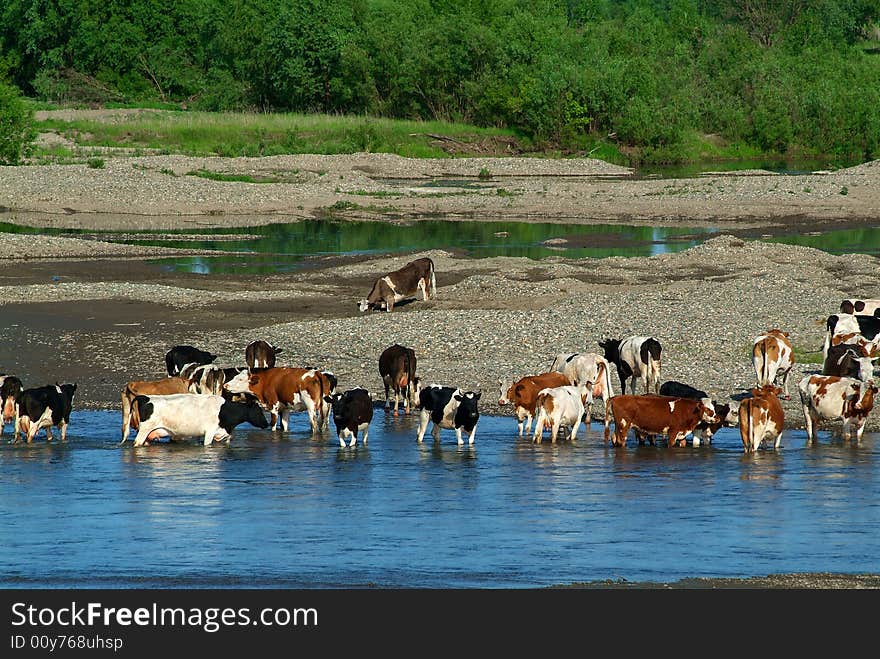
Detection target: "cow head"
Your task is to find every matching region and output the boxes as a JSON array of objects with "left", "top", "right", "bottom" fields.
[
  {"left": 853, "top": 352, "right": 879, "bottom": 382},
  {"left": 498, "top": 379, "right": 512, "bottom": 406},
  {"left": 243, "top": 398, "right": 270, "bottom": 429},
  {"left": 697, "top": 399, "right": 719, "bottom": 424},
  {"left": 60, "top": 383, "right": 77, "bottom": 402},
  {"left": 454, "top": 391, "right": 481, "bottom": 419},
  {"left": 598, "top": 339, "right": 621, "bottom": 364},
  {"left": 224, "top": 370, "right": 257, "bottom": 395},
  {"left": 853, "top": 381, "right": 879, "bottom": 411},
  {"left": 721, "top": 401, "right": 740, "bottom": 426},
  {"left": 358, "top": 298, "right": 372, "bottom": 312},
  {"left": 323, "top": 393, "right": 344, "bottom": 417}
]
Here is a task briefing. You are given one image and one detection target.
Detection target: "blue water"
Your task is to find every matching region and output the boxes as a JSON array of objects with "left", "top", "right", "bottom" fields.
[{"left": 1, "top": 409, "right": 877, "bottom": 588}]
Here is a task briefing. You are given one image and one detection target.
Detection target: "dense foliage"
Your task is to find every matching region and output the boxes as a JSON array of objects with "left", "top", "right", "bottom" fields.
[
  {"left": 0, "top": 81, "right": 35, "bottom": 164},
  {"left": 2, "top": 0, "right": 880, "bottom": 161}
]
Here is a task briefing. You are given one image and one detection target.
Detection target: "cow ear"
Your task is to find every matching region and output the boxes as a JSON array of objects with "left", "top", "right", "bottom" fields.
[
  {"left": 249, "top": 375, "right": 259, "bottom": 385},
  {"left": 454, "top": 394, "right": 463, "bottom": 402},
  {"left": 474, "top": 392, "right": 482, "bottom": 400},
  {"left": 323, "top": 396, "right": 333, "bottom": 403},
  {"left": 852, "top": 383, "right": 861, "bottom": 391}
]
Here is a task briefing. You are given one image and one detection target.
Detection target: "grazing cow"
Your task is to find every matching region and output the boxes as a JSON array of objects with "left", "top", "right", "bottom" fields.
[
  {"left": 752, "top": 329, "right": 795, "bottom": 399},
  {"left": 246, "top": 340, "right": 283, "bottom": 372},
  {"left": 738, "top": 385, "right": 785, "bottom": 453},
  {"left": 0, "top": 375, "right": 23, "bottom": 437},
  {"left": 604, "top": 394, "right": 718, "bottom": 448},
  {"left": 549, "top": 352, "right": 614, "bottom": 415},
  {"left": 120, "top": 376, "right": 191, "bottom": 441},
  {"left": 165, "top": 345, "right": 217, "bottom": 376},
  {"left": 658, "top": 380, "right": 739, "bottom": 445},
  {"left": 378, "top": 344, "right": 419, "bottom": 416},
  {"left": 823, "top": 344, "right": 878, "bottom": 382},
  {"left": 414, "top": 385, "right": 480, "bottom": 445},
  {"left": 358, "top": 257, "right": 436, "bottom": 312},
  {"left": 799, "top": 375, "right": 878, "bottom": 444},
  {"left": 224, "top": 367, "right": 327, "bottom": 434},
  {"left": 498, "top": 372, "right": 571, "bottom": 436},
  {"left": 531, "top": 384, "right": 592, "bottom": 444},
  {"left": 179, "top": 364, "right": 226, "bottom": 395},
  {"left": 598, "top": 336, "right": 662, "bottom": 395},
  {"left": 128, "top": 394, "right": 268, "bottom": 446},
  {"left": 14, "top": 383, "right": 77, "bottom": 443},
  {"left": 324, "top": 388, "right": 374, "bottom": 448}
]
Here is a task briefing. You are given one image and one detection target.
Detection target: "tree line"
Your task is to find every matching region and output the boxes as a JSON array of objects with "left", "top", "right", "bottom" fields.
[{"left": 2, "top": 0, "right": 880, "bottom": 162}]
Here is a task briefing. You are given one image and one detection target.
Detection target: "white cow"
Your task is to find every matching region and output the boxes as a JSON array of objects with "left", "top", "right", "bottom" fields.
[
  {"left": 798, "top": 375, "right": 878, "bottom": 444},
  {"left": 752, "top": 329, "right": 795, "bottom": 398},
  {"left": 532, "top": 384, "right": 592, "bottom": 444},
  {"left": 549, "top": 352, "right": 614, "bottom": 415},
  {"left": 127, "top": 393, "right": 268, "bottom": 446}
]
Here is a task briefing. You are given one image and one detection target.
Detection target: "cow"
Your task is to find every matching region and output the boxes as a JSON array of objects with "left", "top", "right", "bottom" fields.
[
  {"left": 165, "top": 345, "right": 217, "bottom": 376},
  {"left": 738, "top": 385, "right": 785, "bottom": 453},
  {"left": 604, "top": 394, "right": 718, "bottom": 448},
  {"left": 598, "top": 336, "right": 662, "bottom": 395},
  {"left": 414, "top": 385, "right": 480, "bottom": 445},
  {"left": 324, "top": 388, "right": 374, "bottom": 448},
  {"left": 829, "top": 333, "right": 880, "bottom": 357},
  {"left": 658, "top": 380, "right": 739, "bottom": 445},
  {"left": 844, "top": 299, "right": 880, "bottom": 316},
  {"left": 823, "top": 344, "right": 878, "bottom": 382},
  {"left": 179, "top": 364, "right": 226, "bottom": 395},
  {"left": 358, "top": 257, "right": 436, "bottom": 312},
  {"left": 13, "top": 383, "right": 77, "bottom": 443},
  {"left": 549, "top": 352, "right": 614, "bottom": 416},
  {"left": 128, "top": 393, "right": 268, "bottom": 446},
  {"left": 498, "top": 372, "right": 571, "bottom": 436},
  {"left": 752, "top": 329, "right": 795, "bottom": 399},
  {"left": 799, "top": 374, "right": 878, "bottom": 444},
  {"left": 824, "top": 313, "right": 863, "bottom": 359},
  {"left": 378, "top": 344, "right": 419, "bottom": 416},
  {"left": 120, "top": 376, "right": 191, "bottom": 441},
  {"left": 0, "top": 375, "right": 23, "bottom": 437},
  {"left": 531, "top": 384, "right": 592, "bottom": 444},
  {"left": 246, "top": 340, "right": 283, "bottom": 372},
  {"left": 224, "top": 367, "right": 327, "bottom": 434}
]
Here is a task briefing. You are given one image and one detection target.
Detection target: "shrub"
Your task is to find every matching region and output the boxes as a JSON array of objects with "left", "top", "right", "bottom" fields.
[
  {"left": 0, "top": 82, "right": 36, "bottom": 165},
  {"left": 87, "top": 157, "right": 105, "bottom": 169}
]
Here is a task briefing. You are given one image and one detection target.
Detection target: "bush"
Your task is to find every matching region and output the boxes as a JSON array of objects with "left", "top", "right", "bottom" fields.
[{"left": 0, "top": 82, "right": 36, "bottom": 165}]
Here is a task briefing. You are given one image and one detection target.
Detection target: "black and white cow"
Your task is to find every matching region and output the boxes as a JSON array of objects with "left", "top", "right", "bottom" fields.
[
  {"left": 598, "top": 336, "right": 662, "bottom": 395},
  {"left": 128, "top": 393, "right": 268, "bottom": 446},
  {"left": 658, "top": 380, "right": 739, "bottom": 445},
  {"left": 165, "top": 345, "right": 217, "bottom": 376},
  {"left": 324, "top": 388, "right": 374, "bottom": 448},
  {"left": 0, "top": 375, "right": 23, "bottom": 437},
  {"left": 414, "top": 385, "right": 480, "bottom": 445},
  {"left": 14, "top": 383, "right": 77, "bottom": 443},
  {"left": 245, "top": 340, "right": 283, "bottom": 372}
]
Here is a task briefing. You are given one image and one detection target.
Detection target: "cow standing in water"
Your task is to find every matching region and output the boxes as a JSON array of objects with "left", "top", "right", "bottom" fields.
[
  {"left": 0, "top": 375, "right": 23, "bottom": 437},
  {"left": 359, "top": 258, "right": 436, "bottom": 312},
  {"left": 378, "top": 344, "right": 419, "bottom": 416},
  {"left": 414, "top": 385, "right": 480, "bottom": 445},
  {"left": 325, "top": 388, "right": 374, "bottom": 448},
  {"left": 14, "top": 383, "right": 77, "bottom": 443}
]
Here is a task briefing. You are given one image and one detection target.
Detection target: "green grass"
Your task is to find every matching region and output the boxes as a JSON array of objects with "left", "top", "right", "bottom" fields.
[
  {"left": 186, "top": 169, "right": 275, "bottom": 183},
  {"left": 34, "top": 110, "right": 530, "bottom": 159},
  {"left": 793, "top": 346, "right": 825, "bottom": 365}
]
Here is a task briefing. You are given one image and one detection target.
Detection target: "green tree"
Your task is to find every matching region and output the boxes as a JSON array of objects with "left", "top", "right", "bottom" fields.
[{"left": 0, "top": 82, "right": 36, "bottom": 165}]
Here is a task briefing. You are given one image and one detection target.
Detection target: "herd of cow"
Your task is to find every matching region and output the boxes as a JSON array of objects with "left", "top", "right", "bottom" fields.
[{"left": 0, "top": 293, "right": 879, "bottom": 452}]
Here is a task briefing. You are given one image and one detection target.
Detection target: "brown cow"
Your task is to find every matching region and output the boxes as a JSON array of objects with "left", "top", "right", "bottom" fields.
[
  {"left": 379, "top": 344, "right": 418, "bottom": 416},
  {"left": 224, "top": 367, "right": 327, "bottom": 434},
  {"left": 738, "top": 385, "right": 785, "bottom": 453},
  {"left": 604, "top": 395, "right": 719, "bottom": 447},
  {"left": 498, "top": 372, "right": 571, "bottom": 436},
  {"left": 121, "top": 377, "right": 191, "bottom": 441},
  {"left": 358, "top": 257, "right": 436, "bottom": 312},
  {"left": 246, "top": 340, "right": 283, "bottom": 372}
]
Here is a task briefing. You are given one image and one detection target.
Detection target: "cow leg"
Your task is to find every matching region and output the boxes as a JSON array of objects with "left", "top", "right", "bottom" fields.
[
  {"left": 692, "top": 428, "right": 702, "bottom": 447},
  {"left": 468, "top": 425, "right": 476, "bottom": 445},
  {"left": 569, "top": 418, "right": 581, "bottom": 441},
  {"left": 774, "top": 431, "right": 783, "bottom": 449},
  {"left": 383, "top": 381, "right": 391, "bottom": 410},
  {"left": 60, "top": 422, "right": 68, "bottom": 442},
  {"left": 524, "top": 411, "right": 534, "bottom": 436},
  {"left": 338, "top": 429, "right": 348, "bottom": 448},
  {"left": 781, "top": 369, "right": 792, "bottom": 400},
  {"left": 855, "top": 420, "right": 867, "bottom": 444},
  {"left": 431, "top": 423, "right": 441, "bottom": 441},
  {"left": 280, "top": 408, "right": 290, "bottom": 432},
  {"left": 416, "top": 411, "right": 430, "bottom": 443},
  {"left": 550, "top": 421, "right": 561, "bottom": 444},
  {"left": 393, "top": 389, "right": 400, "bottom": 417},
  {"left": 455, "top": 427, "right": 464, "bottom": 446},
  {"left": 532, "top": 410, "right": 545, "bottom": 444}
]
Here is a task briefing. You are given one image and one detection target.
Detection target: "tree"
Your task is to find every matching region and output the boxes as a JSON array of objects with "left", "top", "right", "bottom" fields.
[{"left": 0, "top": 81, "right": 36, "bottom": 165}]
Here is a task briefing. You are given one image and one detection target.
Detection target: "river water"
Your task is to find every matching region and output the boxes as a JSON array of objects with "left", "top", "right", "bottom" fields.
[{"left": 1, "top": 409, "right": 877, "bottom": 588}]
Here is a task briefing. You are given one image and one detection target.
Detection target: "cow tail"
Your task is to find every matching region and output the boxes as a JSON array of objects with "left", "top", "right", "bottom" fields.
[
  {"left": 603, "top": 396, "right": 613, "bottom": 443},
  {"left": 646, "top": 347, "right": 655, "bottom": 393},
  {"left": 761, "top": 340, "right": 768, "bottom": 386},
  {"left": 430, "top": 261, "right": 437, "bottom": 299},
  {"left": 318, "top": 372, "right": 326, "bottom": 428}
]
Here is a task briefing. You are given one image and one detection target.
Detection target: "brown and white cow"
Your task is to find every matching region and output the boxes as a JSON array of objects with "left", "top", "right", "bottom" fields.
[
  {"left": 549, "top": 352, "right": 614, "bottom": 416},
  {"left": 0, "top": 375, "right": 23, "bottom": 437},
  {"left": 604, "top": 395, "right": 718, "bottom": 448},
  {"left": 738, "top": 385, "right": 785, "bottom": 453},
  {"left": 498, "top": 371, "right": 571, "bottom": 436},
  {"left": 358, "top": 257, "right": 436, "bottom": 312},
  {"left": 224, "top": 367, "right": 327, "bottom": 434},
  {"left": 799, "top": 374, "right": 878, "bottom": 444},
  {"left": 532, "top": 384, "right": 592, "bottom": 444},
  {"left": 121, "top": 376, "right": 192, "bottom": 441},
  {"left": 752, "top": 329, "right": 795, "bottom": 399},
  {"left": 822, "top": 344, "right": 878, "bottom": 382}
]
